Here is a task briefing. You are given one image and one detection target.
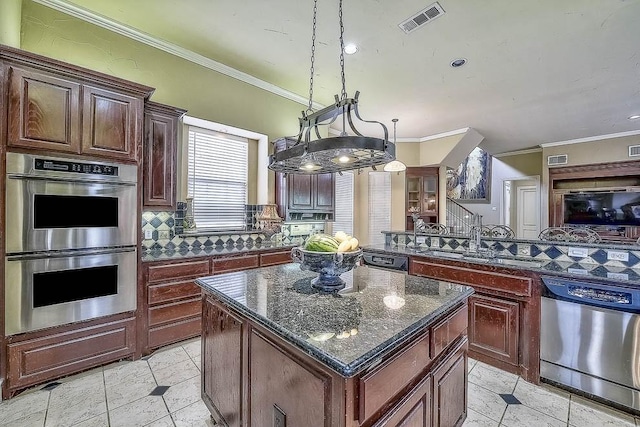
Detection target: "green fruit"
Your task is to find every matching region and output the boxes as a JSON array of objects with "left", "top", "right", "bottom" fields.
[{"left": 305, "top": 234, "right": 340, "bottom": 252}]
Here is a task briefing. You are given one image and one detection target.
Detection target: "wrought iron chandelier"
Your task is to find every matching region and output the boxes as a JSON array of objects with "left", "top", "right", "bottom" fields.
[{"left": 268, "top": 0, "right": 395, "bottom": 175}]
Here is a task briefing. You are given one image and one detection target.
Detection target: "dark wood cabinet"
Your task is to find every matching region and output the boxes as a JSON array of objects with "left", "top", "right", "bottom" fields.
[
  {"left": 273, "top": 138, "right": 335, "bottom": 220},
  {"left": 7, "top": 65, "right": 81, "bottom": 153},
  {"left": 468, "top": 294, "right": 519, "bottom": 366},
  {"left": 406, "top": 167, "right": 439, "bottom": 230},
  {"left": 144, "top": 259, "right": 210, "bottom": 352},
  {"left": 432, "top": 340, "right": 468, "bottom": 427},
  {"left": 143, "top": 101, "right": 186, "bottom": 209},
  {"left": 5, "top": 314, "right": 136, "bottom": 396},
  {"left": 81, "top": 85, "right": 142, "bottom": 161},
  {"left": 201, "top": 289, "right": 469, "bottom": 427},
  {"left": 202, "top": 297, "right": 244, "bottom": 427},
  {"left": 409, "top": 257, "right": 540, "bottom": 383},
  {"left": 2, "top": 46, "right": 153, "bottom": 161}
]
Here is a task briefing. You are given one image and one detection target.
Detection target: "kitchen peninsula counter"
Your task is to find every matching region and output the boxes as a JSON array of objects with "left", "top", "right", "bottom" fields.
[{"left": 196, "top": 264, "right": 473, "bottom": 426}]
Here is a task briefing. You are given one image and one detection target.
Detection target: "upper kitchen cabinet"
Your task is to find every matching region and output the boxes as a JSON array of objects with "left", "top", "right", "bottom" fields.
[
  {"left": 406, "top": 166, "right": 439, "bottom": 230},
  {"left": 273, "top": 138, "right": 335, "bottom": 220},
  {"left": 1, "top": 46, "right": 154, "bottom": 162},
  {"left": 143, "top": 101, "right": 187, "bottom": 210}
]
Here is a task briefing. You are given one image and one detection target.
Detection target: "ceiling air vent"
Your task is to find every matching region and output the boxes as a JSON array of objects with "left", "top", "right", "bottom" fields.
[
  {"left": 398, "top": 2, "right": 446, "bottom": 34},
  {"left": 547, "top": 154, "right": 568, "bottom": 166},
  {"left": 629, "top": 145, "right": 640, "bottom": 157}
]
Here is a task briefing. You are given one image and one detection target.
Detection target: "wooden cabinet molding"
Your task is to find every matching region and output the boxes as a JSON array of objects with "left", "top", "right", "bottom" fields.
[{"left": 143, "top": 101, "right": 186, "bottom": 209}]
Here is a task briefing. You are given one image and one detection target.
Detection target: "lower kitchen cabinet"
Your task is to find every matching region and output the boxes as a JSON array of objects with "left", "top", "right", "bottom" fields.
[
  {"left": 144, "top": 259, "right": 210, "bottom": 353},
  {"left": 143, "top": 249, "right": 293, "bottom": 354},
  {"left": 410, "top": 257, "right": 540, "bottom": 383},
  {"left": 373, "top": 375, "right": 432, "bottom": 427},
  {"left": 432, "top": 340, "right": 468, "bottom": 427},
  {"left": 468, "top": 294, "right": 519, "bottom": 366},
  {"left": 5, "top": 314, "right": 136, "bottom": 397}
]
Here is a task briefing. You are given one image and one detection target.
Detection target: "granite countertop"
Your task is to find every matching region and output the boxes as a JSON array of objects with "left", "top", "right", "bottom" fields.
[
  {"left": 196, "top": 264, "right": 473, "bottom": 377},
  {"left": 364, "top": 244, "right": 640, "bottom": 285},
  {"left": 141, "top": 242, "right": 297, "bottom": 262}
]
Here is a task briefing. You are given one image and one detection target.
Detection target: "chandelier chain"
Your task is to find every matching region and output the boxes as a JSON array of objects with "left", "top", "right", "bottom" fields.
[
  {"left": 338, "top": 0, "right": 347, "bottom": 100},
  {"left": 307, "top": 0, "right": 318, "bottom": 115}
]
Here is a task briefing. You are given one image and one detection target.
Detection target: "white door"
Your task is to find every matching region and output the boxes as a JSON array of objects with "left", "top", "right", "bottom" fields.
[{"left": 517, "top": 185, "right": 539, "bottom": 239}]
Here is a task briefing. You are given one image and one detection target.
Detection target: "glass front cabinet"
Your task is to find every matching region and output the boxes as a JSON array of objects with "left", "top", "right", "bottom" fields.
[{"left": 406, "top": 167, "right": 439, "bottom": 231}]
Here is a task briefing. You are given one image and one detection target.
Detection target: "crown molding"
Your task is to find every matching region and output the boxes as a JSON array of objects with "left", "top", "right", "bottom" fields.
[
  {"left": 418, "top": 128, "right": 470, "bottom": 142},
  {"left": 540, "top": 129, "right": 640, "bottom": 148},
  {"left": 31, "top": 0, "right": 323, "bottom": 109},
  {"left": 493, "top": 147, "right": 542, "bottom": 158}
]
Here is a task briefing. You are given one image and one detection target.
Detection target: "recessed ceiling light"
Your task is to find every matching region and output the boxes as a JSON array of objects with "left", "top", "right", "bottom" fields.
[
  {"left": 344, "top": 43, "right": 358, "bottom": 55},
  {"left": 450, "top": 58, "right": 467, "bottom": 68},
  {"left": 629, "top": 114, "right": 640, "bottom": 120}
]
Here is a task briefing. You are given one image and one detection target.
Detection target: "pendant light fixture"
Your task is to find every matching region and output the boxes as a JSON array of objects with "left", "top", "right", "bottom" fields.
[
  {"left": 268, "top": 0, "right": 395, "bottom": 175},
  {"left": 383, "top": 119, "right": 407, "bottom": 173}
]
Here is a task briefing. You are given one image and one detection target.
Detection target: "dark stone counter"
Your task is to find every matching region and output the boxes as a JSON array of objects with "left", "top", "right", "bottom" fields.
[
  {"left": 365, "top": 244, "right": 640, "bottom": 286},
  {"left": 196, "top": 264, "right": 473, "bottom": 377},
  {"left": 141, "top": 242, "right": 296, "bottom": 262}
]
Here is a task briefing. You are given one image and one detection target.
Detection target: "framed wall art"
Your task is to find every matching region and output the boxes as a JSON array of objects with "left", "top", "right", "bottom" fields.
[{"left": 446, "top": 147, "right": 491, "bottom": 202}]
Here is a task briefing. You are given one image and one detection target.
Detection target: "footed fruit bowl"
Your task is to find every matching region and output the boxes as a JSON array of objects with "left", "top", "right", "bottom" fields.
[{"left": 291, "top": 247, "right": 363, "bottom": 291}]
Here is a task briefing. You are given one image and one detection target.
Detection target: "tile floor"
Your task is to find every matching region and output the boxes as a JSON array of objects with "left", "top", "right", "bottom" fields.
[{"left": 0, "top": 339, "right": 637, "bottom": 427}]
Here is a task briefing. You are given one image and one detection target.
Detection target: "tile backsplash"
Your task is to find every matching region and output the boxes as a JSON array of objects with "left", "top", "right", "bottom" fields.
[{"left": 142, "top": 204, "right": 326, "bottom": 252}]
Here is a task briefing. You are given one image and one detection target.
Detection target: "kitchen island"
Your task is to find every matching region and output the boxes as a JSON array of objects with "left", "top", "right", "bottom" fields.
[{"left": 196, "top": 263, "right": 473, "bottom": 427}]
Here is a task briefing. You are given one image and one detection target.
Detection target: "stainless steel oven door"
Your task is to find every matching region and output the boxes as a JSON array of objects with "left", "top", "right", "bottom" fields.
[
  {"left": 5, "top": 174, "right": 137, "bottom": 253},
  {"left": 4, "top": 247, "right": 137, "bottom": 335}
]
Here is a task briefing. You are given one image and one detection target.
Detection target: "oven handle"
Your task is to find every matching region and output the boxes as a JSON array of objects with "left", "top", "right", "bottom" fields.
[
  {"left": 6, "top": 246, "right": 137, "bottom": 261},
  {"left": 6, "top": 174, "right": 136, "bottom": 186}
]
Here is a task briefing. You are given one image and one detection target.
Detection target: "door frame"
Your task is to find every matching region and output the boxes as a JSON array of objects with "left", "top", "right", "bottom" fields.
[{"left": 500, "top": 175, "right": 541, "bottom": 238}]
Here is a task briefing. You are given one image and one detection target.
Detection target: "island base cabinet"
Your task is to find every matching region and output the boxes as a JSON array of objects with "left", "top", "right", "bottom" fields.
[
  {"left": 249, "top": 330, "right": 328, "bottom": 427},
  {"left": 373, "top": 375, "right": 432, "bottom": 427},
  {"left": 202, "top": 298, "right": 244, "bottom": 427},
  {"left": 432, "top": 339, "right": 468, "bottom": 427}
]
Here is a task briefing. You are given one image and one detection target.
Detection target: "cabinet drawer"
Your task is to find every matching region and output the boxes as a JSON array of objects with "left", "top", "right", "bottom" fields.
[
  {"left": 410, "top": 260, "right": 532, "bottom": 297},
  {"left": 148, "top": 316, "right": 201, "bottom": 350},
  {"left": 213, "top": 255, "right": 259, "bottom": 273},
  {"left": 359, "top": 331, "right": 431, "bottom": 423},
  {"left": 430, "top": 304, "right": 468, "bottom": 359},
  {"left": 148, "top": 279, "right": 201, "bottom": 305},
  {"left": 149, "top": 297, "right": 201, "bottom": 327},
  {"left": 259, "top": 251, "right": 292, "bottom": 267},
  {"left": 7, "top": 317, "right": 135, "bottom": 391},
  {"left": 147, "top": 259, "right": 210, "bottom": 283}
]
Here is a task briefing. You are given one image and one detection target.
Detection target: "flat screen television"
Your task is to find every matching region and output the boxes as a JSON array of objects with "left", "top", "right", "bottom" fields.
[{"left": 564, "top": 191, "right": 640, "bottom": 226}]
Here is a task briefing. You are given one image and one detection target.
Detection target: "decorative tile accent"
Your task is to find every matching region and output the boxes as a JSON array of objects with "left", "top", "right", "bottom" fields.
[
  {"left": 499, "top": 393, "right": 522, "bottom": 405},
  {"left": 149, "top": 386, "right": 170, "bottom": 396}
]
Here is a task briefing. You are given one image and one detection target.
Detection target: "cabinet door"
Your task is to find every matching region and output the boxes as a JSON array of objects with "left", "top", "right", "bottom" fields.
[
  {"left": 82, "top": 85, "right": 141, "bottom": 160},
  {"left": 143, "top": 108, "right": 178, "bottom": 209},
  {"left": 315, "top": 173, "right": 335, "bottom": 211},
  {"left": 288, "top": 173, "right": 314, "bottom": 210},
  {"left": 432, "top": 340, "right": 467, "bottom": 427},
  {"left": 468, "top": 295, "right": 519, "bottom": 366},
  {"left": 7, "top": 65, "right": 81, "bottom": 153},
  {"left": 202, "top": 298, "right": 244, "bottom": 427},
  {"left": 374, "top": 375, "right": 432, "bottom": 427}
]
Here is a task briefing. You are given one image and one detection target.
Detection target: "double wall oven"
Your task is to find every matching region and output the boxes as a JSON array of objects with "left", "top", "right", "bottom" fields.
[{"left": 5, "top": 152, "right": 138, "bottom": 335}]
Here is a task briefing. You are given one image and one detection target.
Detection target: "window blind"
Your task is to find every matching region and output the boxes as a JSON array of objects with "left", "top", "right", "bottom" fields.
[
  {"left": 188, "top": 127, "right": 248, "bottom": 231},
  {"left": 333, "top": 172, "right": 354, "bottom": 236},
  {"left": 368, "top": 172, "right": 391, "bottom": 245}
]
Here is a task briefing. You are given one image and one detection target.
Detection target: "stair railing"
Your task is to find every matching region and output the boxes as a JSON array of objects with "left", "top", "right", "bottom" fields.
[{"left": 446, "top": 197, "right": 475, "bottom": 236}]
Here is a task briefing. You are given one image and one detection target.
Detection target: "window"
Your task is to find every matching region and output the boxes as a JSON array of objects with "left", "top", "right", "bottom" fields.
[
  {"left": 334, "top": 172, "right": 354, "bottom": 236},
  {"left": 187, "top": 126, "right": 248, "bottom": 231},
  {"left": 368, "top": 172, "right": 391, "bottom": 245}
]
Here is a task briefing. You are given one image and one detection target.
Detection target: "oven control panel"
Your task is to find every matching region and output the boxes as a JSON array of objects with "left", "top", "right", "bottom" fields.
[{"left": 35, "top": 158, "right": 118, "bottom": 176}]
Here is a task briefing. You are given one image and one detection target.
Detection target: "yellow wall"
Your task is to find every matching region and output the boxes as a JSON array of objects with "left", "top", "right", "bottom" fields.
[
  {"left": 20, "top": 1, "right": 306, "bottom": 204},
  {"left": 0, "top": 0, "right": 21, "bottom": 48}
]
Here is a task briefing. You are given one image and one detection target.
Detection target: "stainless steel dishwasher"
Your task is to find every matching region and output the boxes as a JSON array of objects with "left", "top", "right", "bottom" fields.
[{"left": 540, "top": 276, "right": 640, "bottom": 413}]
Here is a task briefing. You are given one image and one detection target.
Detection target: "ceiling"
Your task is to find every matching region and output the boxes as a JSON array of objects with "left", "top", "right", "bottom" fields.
[{"left": 43, "top": 0, "right": 640, "bottom": 154}]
